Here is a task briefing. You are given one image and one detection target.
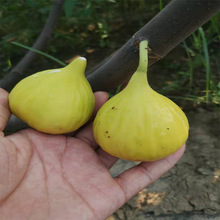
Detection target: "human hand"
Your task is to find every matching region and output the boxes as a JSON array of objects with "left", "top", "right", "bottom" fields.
[{"left": 0, "top": 88, "right": 185, "bottom": 220}]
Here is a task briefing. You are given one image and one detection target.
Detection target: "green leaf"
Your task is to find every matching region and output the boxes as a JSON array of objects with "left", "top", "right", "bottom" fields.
[
  {"left": 38, "top": 6, "right": 52, "bottom": 14},
  {"left": 11, "top": 41, "right": 66, "bottom": 67},
  {"left": 64, "top": 0, "right": 75, "bottom": 18},
  {"left": 25, "top": 0, "right": 39, "bottom": 8}
]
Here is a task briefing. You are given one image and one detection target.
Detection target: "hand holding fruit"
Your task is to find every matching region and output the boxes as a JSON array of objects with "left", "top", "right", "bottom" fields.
[
  {"left": 9, "top": 40, "right": 189, "bottom": 162},
  {"left": 0, "top": 88, "right": 185, "bottom": 219}
]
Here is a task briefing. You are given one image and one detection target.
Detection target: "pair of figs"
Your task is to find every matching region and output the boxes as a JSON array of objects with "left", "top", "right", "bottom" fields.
[{"left": 9, "top": 40, "right": 189, "bottom": 161}]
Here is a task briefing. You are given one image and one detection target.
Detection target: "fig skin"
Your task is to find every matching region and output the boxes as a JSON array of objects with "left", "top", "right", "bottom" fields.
[
  {"left": 9, "top": 57, "right": 95, "bottom": 134},
  {"left": 93, "top": 41, "right": 189, "bottom": 162}
]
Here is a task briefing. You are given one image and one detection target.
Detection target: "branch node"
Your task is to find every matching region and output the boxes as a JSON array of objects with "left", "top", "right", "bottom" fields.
[{"left": 131, "top": 36, "right": 163, "bottom": 62}]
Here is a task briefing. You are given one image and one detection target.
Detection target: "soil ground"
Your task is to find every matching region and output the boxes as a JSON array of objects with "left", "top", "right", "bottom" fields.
[{"left": 108, "top": 108, "right": 220, "bottom": 220}]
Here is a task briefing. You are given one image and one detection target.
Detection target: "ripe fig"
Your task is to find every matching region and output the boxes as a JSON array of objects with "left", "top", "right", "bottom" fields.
[
  {"left": 93, "top": 40, "right": 189, "bottom": 161},
  {"left": 9, "top": 57, "right": 95, "bottom": 134}
]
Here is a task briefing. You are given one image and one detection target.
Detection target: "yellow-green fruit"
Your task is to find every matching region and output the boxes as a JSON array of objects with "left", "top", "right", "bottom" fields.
[
  {"left": 93, "top": 41, "right": 189, "bottom": 161},
  {"left": 9, "top": 57, "right": 95, "bottom": 134}
]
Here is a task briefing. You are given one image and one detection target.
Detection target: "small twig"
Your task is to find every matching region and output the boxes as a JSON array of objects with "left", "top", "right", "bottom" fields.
[{"left": 0, "top": 0, "right": 65, "bottom": 92}]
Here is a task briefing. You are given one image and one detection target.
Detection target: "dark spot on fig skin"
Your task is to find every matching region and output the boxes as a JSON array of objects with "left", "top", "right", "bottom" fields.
[
  {"left": 108, "top": 136, "right": 110, "bottom": 138},
  {"left": 112, "top": 106, "right": 115, "bottom": 109},
  {"left": 167, "top": 128, "right": 170, "bottom": 130},
  {"left": 105, "top": 131, "right": 108, "bottom": 134}
]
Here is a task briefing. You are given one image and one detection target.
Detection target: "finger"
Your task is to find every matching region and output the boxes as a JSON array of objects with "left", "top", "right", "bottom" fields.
[
  {"left": 91, "top": 91, "right": 109, "bottom": 120},
  {"left": 96, "top": 148, "right": 118, "bottom": 169},
  {"left": 114, "top": 145, "right": 185, "bottom": 203},
  {"left": 75, "top": 91, "right": 108, "bottom": 149},
  {"left": 0, "top": 88, "right": 11, "bottom": 136}
]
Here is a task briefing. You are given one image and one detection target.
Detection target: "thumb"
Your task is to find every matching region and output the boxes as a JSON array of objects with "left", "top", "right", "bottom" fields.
[{"left": 0, "top": 88, "right": 11, "bottom": 136}]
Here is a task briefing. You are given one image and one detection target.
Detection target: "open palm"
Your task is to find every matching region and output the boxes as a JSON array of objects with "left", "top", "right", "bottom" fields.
[{"left": 0, "top": 88, "right": 185, "bottom": 220}]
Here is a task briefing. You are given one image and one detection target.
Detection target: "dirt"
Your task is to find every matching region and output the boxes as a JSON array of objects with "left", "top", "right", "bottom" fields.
[{"left": 109, "top": 108, "right": 220, "bottom": 220}]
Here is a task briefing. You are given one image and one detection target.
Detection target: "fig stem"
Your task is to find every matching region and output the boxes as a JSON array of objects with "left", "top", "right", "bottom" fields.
[
  {"left": 125, "top": 40, "right": 150, "bottom": 89},
  {"left": 137, "top": 40, "right": 149, "bottom": 73}
]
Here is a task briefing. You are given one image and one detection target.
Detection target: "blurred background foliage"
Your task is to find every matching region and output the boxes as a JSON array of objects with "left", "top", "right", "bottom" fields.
[{"left": 0, "top": 0, "right": 220, "bottom": 108}]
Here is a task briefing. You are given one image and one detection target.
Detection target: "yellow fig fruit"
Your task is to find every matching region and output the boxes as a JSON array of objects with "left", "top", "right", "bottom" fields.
[
  {"left": 9, "top": 57, "right": 95, "bottom": 134},
  {"left": 93, "top": 40, "right": 189, "bottom": 161}
]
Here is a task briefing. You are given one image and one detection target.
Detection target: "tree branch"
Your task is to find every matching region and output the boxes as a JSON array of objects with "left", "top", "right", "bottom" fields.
[
  {"left": 0, "top": 0, "right": 65, "bottom": 92},
  {"left": 86, "top": 0, "right": 220, "bottom": 92}
]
